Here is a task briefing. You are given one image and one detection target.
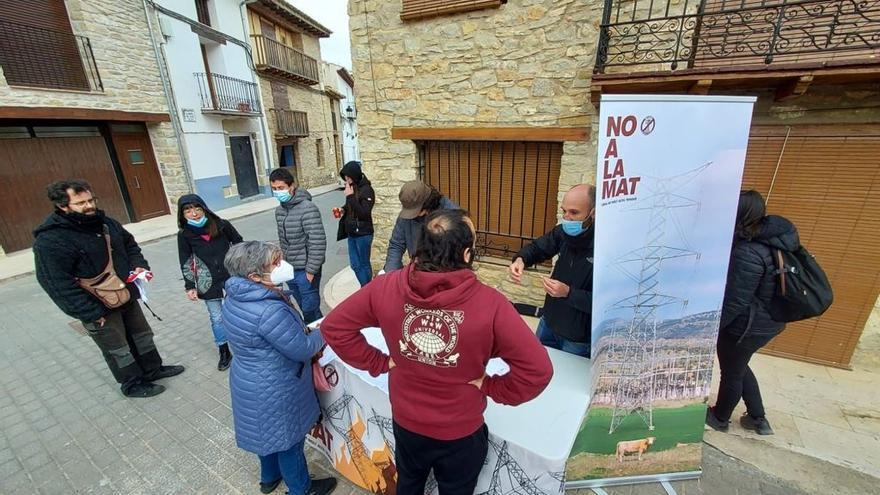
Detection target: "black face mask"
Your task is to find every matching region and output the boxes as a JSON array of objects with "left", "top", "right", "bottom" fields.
[{"left": 62, "top": 209, "right": 104, "bottom": 228}]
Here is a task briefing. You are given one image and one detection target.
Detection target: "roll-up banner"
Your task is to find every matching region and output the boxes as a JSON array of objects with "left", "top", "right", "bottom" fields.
[{"left": 565, "top": 94, "right": 757, "bottom": 488}]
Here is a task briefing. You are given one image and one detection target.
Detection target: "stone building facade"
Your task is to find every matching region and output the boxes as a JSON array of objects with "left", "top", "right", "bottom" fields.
[
  {"left": 247, "top": 0, "right": 342, "bottom": 190},
  {"left": 349, "top": 0, "right": 880, "bottom": 367},
  {"left": 0, "top": 0, "right": 187, "bottom": 254}
]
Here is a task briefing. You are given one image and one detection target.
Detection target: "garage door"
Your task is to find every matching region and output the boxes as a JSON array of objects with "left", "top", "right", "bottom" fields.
[
  {"left": 742, "top": 124, "right": 880, "bottom": 368},
  {"left": 0, "top": 125, "right": 129, "bottom": 253}
]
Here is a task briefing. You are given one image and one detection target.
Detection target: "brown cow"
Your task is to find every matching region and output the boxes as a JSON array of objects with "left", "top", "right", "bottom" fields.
[{"left": 615, "top": 437, "right": 656, "bottom": 462}]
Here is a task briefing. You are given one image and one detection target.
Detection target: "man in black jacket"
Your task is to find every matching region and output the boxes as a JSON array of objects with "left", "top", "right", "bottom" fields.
[
  {"left": 33, "top": 180, "right": 184, "bottom": 397},
  {"left": 509, "top": 184, "right": 595, "bottom": 358}
]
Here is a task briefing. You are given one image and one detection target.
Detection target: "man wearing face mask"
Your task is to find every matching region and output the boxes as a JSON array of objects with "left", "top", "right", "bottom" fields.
[
  {"left": 33, "top": 179, "right": 185, "bottom": 397},
  {"left": 509, "top": 184, "right": 596, "bottom": 358},
  {"left": 269, "top": 168, "right": 327, "bottom": 323}
]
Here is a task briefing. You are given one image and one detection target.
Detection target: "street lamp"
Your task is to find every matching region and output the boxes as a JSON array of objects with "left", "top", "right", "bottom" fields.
[{"left": 345, "top": 105, "right": 355, "bottom": 120}]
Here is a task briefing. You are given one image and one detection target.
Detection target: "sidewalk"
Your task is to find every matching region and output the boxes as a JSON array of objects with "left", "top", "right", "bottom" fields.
[
  {"left": 0, "top": 183, "right": 340, "bottom": 282},
  {"left": 324, "top": 267, "right": 880, "bottom": 492}
]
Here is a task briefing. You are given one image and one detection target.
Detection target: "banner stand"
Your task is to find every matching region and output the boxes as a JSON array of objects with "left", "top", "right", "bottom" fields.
[{"left": 565, "top": 469, "right": 701, "bottom": 490}]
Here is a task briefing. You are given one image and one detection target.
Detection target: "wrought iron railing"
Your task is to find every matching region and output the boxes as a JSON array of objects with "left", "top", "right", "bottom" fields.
[
  {"left": 273, "top": 109, "right": 309, "bottom": 137},
  {"left": 595, "top": 0, "right": 880, "bottom": 73},
  {"left": 194, "top": 72, "right": 261, "bottom": 114},
  {"left": 250, "top": 35, "right": 320, "bottom": 84},
  {"left": 0, "top": 20, "right": 103, "bottom": 91}
]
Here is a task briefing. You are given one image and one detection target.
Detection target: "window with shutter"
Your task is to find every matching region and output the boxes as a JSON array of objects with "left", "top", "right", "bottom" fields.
[
  {"left": 742, "top": 125, "right": 880, "bottom": 368},
  {"left": 418, "top": 140, "right": 561, "bottom": 261},
  {"left": 400, "top": 0, "right": 507, "bottom": 21}
]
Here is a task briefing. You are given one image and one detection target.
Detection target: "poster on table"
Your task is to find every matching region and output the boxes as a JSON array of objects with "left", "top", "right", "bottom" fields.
[
  {"left": 565, "top": 95, "right": 756, "bottom": 486},
  {"left": 307, "top": 329, "right": 568, "bottom": 495}
]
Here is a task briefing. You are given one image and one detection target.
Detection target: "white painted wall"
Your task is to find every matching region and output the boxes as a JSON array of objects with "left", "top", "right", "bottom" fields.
[
  {"left": 152, "top": 0, "right": 269, "bottom": 183},
  {"left": 327, "top": 64, "right": 360, "bottom": 163}
]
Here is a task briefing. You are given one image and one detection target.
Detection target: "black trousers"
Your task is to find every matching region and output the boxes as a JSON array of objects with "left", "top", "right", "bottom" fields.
[
  {"left": 393, "top": 422, "right": 488, "bottom": 495},
  {"left": 714, "top": 330, "right": 774, "bottom": 422},
  {"left": 83, "top": 301, "right": 163, "bottom": 393}
]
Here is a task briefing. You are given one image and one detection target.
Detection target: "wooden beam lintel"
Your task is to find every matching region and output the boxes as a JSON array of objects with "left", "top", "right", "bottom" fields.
[
  {"left": 775, "top": 74, "right": 815, "bottom": 101},
  {"left": 391, "top": 126, "right": 590, "bottom": 142},
  {"left": 689, "top": 79, "right": 713, "bottom": 95},
  {"left": 0, "top": 106, "right": 171, "bottom": 123}
]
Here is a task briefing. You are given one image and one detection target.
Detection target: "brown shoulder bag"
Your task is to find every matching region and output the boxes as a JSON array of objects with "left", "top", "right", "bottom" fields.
[{"left": 75, "top": 226, "right": 131, "bottom": 309}]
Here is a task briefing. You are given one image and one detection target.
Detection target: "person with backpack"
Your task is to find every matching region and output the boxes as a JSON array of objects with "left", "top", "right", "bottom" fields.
[
  {"left": 177, "top": 194, "right": 243, "bottom": 371},
  {"left": 706, "top": 190, "right": 831, "bottom": 436},
  {"left": 334, "top": 161, "right": 375, "bottom": 287}
]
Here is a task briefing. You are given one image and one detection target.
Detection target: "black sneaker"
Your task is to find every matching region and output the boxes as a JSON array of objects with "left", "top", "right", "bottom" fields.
[
  {"left": 124, "top": 381, "right": 166, "bottom": 398},
  {"left": 218, "top": 344, "right": 232, "bottom": 371},
  {"left": 740, "top": 414, "right": 774, "bottom": 435},
  {"left": 705, "top": 406, "right": 729, "bottom": 432},
  {"left": 146, "top": 365, "right": 186, "bottom": 381},
  {"left": 307, "top": 477, "right": 337, "bottom": 495},
  {"left": 260, "top": 478, "right": 282, "bottom": 494}
]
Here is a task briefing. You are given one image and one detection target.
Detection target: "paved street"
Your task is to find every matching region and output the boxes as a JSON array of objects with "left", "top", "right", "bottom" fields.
[{"left": 0, "top": 190, "right": 812, "bottom": 494}]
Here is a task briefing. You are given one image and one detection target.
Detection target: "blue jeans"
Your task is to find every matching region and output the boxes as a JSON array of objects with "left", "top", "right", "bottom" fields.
[
  {"left": 537, "top": 318, "right": 591, "bottom": 358},
  {"left": 347, "top": 234, "right": 373, "bottom": 287},
  {"left": 203, "top": 298, "right": 227, "bottom": 346},
  {"left": 258, "top": 439, "right": 311, "bottom": 495},
  {"left": 287, "top": 270, "right": 323, "bottom": 324}
]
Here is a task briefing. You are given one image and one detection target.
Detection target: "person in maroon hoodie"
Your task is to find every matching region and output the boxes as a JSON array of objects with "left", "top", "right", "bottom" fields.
[{"left": 321, "top": 209, "right": 553, "bottom": 495}]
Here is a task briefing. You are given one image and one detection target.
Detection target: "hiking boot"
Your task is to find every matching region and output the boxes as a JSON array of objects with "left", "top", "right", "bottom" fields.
[
  {"left": 307, "top": 477, "right": 337, "bottom": 495},
  {"left": 145, "top": 365, "right": 185, "bottom": 381},
  {"left": 218, "top": 343, "right": 232, "bottom": 371},
  {"left": 740, "top": 414, "right": 774, "bottom": 435},
  {"left": 260, "top": 478, "right": 282, "bottom": 494},
  {"left": 124, "top": 381, "right": 165, "bottom": 398},
  {"left": 705, "top": 406, "right": 729, "bottom": 432}
]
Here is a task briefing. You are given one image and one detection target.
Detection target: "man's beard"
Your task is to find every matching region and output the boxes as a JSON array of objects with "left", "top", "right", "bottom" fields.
[{"left": 81, "top": 208, "right": 97, "bottom": 215}]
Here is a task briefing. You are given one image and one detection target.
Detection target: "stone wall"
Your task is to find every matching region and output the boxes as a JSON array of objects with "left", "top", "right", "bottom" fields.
[
  {"left": 0, "top": 0, "right": 187, "bottom": 209},
  {"left": 349, "top": 0, "right": 600, "bottom": 303},
  {"left": 258, "top": 77, "right": 342, "bottom": 189}
]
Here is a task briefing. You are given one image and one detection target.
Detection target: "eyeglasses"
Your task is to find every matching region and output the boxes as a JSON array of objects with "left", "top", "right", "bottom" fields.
[
  {"left": 183, "top": 206, "right": 204, "bottom": 214},
  {"left": 69, "top": 198, "right": 98, "bottom": 208}
]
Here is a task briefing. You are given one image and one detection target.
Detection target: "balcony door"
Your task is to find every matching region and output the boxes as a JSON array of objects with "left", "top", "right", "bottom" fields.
[{"left": 230, "top": 136, "right": 260, "bottom": 198}]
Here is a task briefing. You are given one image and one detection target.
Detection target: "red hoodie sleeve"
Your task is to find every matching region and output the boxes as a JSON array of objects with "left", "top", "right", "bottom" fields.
[
  {"left": 320, "top": 279, "right": 390, "bottom": 377},
  {"left": 481, "top": 297, "right": 553, "bottom": 405}
]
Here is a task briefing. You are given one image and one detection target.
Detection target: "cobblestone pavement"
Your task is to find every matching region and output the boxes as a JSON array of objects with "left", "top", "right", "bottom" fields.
[{"left": 1, "top": 191, "right": 807, "bottom": 494}]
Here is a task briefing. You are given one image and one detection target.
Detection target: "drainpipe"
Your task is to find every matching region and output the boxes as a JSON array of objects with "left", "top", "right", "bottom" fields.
[
  {"left": 141, "top": 0, "right": 195, "bottom": 194},
  {"left": 240, "top": 0, "right": 275, "bottom": 177}
]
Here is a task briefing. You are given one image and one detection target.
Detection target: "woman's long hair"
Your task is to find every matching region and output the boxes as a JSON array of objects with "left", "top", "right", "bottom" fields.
[{"left": 735, "top": 190, "right": 766, "bottom": 240}]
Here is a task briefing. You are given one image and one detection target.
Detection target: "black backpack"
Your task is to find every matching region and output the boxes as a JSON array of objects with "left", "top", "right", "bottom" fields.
[{"left": 766, "top": 246, "right": 833, "bottom": 322}]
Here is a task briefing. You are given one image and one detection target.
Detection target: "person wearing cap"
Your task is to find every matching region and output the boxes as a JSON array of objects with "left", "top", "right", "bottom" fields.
[{"left": 382, "top": 180, "right": 458, "bottom": 273}]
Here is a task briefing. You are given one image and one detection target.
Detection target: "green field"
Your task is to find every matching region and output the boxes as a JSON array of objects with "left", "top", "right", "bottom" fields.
[{"left": 570, "top": 403, "right": 707, "bottom": 456}]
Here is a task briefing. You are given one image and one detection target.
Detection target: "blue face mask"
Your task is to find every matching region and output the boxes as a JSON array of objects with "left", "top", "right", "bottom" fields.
[
  {"left": 273, "top": 189, "right": 292, "bottom": 203},
  {"left": 187, "top": 216, "right": 208, "bottom": 228},
  {"left": 561, "top": 219, "right": 587, "bottom": 237}
]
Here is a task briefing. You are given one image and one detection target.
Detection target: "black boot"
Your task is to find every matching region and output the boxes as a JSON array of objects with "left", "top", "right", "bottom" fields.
[{"left": 218, "top": 343, "right": 232, "bottom": 371}]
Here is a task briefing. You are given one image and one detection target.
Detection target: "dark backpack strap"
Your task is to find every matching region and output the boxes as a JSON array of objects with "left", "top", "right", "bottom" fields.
[{"left": 774, "top": 249, "right": 787, "bottom": 296}]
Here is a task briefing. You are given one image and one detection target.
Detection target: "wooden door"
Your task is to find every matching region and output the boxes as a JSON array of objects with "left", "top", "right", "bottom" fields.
[
  {"left": 742, "top": 125, "right": 880, "bottom": 367},
  {"left": 111, "top": 132, "right": 169, "bottom": 221},
  {"left": 0, "top": 132, "right": 128, "bottom": 252}
]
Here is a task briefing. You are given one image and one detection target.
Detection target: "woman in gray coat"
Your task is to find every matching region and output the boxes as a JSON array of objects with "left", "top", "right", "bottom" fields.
[{"left": 222, "top": 241, "right": 337, "bottom": 495}]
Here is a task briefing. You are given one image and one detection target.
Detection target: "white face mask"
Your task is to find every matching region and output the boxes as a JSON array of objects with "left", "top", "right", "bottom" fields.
[{"left": 269, "top": 260, "right": 295, "bottom": 285}]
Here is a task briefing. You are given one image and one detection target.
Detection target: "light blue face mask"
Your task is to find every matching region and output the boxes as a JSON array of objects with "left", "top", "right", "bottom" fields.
[
  {"left": 561, "top": 219, "right": 587, "bottom": 237},
  {"left": 273, "top": 189, "right": 292, "bottom": 203},
  {"left": 187, "top": 216, "right": 208, "bottom": 228}
]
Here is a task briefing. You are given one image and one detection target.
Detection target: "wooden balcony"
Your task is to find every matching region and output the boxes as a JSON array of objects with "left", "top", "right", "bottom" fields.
[
  {"left": 273, "top": 109, "right": 309, "bottom": 137},
  {"left": 0, "top": 20, "right": 103, "bottom": 92},
  {"left": 250, "top": 35, "right": 320, "bottom": 86}
]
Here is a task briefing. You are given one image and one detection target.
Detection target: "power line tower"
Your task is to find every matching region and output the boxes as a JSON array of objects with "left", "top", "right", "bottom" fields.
[
  {"left": 604, "top": 163, "right": 710, "bottom": 433},
  {"left": 478, "top": 439, "right": 545, "bottom": 495}
]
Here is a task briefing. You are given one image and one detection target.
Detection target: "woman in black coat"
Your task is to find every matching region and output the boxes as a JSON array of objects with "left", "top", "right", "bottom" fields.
[
  {"left": 176, "top": 194, "right": 243, "bottom": 371},
  {"left": 333, "top": 161, "right": 375, "bottom": 287},
  {"left": 707, "top": 190, "right": 798, "bottom": 436}
]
